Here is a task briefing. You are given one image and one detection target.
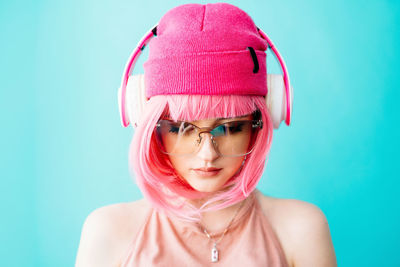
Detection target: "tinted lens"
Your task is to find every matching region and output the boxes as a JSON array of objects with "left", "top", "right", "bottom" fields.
[
  {"left": 212, "top": 121, "right": 254, "bottom": 156},
  {"left": 155, "top": 120, "right": 260, "bottom": 156},
  {"left": 155, "top": 120, "right": 198, "bottom": 155}
]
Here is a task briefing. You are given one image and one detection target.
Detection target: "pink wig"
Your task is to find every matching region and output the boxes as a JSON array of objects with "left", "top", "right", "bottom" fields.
[{"left": 128, "top": 94, "right": 273, "bottom": 222}]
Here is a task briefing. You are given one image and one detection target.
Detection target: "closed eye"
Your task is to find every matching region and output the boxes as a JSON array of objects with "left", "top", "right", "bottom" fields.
[
  {"left": 168, "top": 125, "right": 180, "bottom": 134},
  {"left": 227, "top": 122, "right": 244, "bottom": 134}
]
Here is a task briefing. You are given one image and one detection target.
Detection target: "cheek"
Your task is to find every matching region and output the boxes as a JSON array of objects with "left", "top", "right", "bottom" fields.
[
  {"left": 227, "top": 157, "right": 245, "bottom": 172},
  {"left": 168, "top": 155, "right": 190, "bottom": 176}
]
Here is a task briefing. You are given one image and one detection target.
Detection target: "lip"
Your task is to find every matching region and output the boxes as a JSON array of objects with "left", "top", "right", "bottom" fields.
[{"left": 192, "top": 167, "right": 222, "bottom": 177}]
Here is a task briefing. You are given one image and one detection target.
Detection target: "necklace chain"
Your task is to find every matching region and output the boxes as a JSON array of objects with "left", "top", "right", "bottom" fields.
[{"left": 197, "top": 199, "right": 246, "bottom": 262}]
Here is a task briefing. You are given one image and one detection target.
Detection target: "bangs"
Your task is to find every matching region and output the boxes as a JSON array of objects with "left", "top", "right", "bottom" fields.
[{"left": 156, "top": 94, "right": 261, "bottom": 121}]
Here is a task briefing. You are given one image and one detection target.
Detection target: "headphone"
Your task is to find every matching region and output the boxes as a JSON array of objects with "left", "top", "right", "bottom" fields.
[{"left": 118, "top": 25, "right": 293, "bottom": 129}]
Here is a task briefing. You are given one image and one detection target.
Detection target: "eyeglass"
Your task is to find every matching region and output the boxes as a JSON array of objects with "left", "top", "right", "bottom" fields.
[{"left": 154, "top": 119, "right": 263, "bottom": 157}]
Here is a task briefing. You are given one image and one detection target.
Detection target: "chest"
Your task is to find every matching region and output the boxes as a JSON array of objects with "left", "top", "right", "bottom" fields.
[{"left": 120, "top": 204, "right": 290, "bottom": 266}]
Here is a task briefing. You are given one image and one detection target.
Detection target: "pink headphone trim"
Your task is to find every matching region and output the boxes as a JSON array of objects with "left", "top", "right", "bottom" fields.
[
  {"left": 257, "top": 28, "right": 292, "bottom": 125},
  {"left": 120, "top": 28, "right": 155, "bottom": 127}
]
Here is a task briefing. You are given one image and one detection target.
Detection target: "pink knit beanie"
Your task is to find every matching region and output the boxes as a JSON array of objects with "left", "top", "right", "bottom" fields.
[{"left": 143, "top": 3, "right": 268, "bottom": 98}]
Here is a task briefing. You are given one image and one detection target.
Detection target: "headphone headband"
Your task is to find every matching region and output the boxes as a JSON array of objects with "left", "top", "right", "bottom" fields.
[{"left": 119, "top": 25, "right": 292, "bottom": 127}]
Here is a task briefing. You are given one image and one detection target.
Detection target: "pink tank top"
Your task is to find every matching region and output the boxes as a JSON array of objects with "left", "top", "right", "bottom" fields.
[{"left": 120, "top": 190, "right": 289, "bottom": 266}]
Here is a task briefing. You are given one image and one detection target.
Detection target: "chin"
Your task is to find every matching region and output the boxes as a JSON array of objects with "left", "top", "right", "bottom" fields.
[
  {"left": 192, "top": 186, "right": 220, "bottom": 193},
  {"left": 186, "top": 176, "right": 226, "bottom": 193}
]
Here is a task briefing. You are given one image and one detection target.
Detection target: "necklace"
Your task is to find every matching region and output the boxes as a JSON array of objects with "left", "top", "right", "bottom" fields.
[{"left": 197, "top": 199, "right": 246, "bottom": 263}]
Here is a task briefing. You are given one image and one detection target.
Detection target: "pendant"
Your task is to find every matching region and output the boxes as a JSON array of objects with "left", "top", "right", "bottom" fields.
[{"left": 211, "top": 243, "right": 218, "bottom": 262}]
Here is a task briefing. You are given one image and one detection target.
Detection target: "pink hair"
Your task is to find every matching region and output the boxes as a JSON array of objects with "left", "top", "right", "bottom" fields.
[{"left": 128, "top": 94, "right": 273, "bottom": 222}]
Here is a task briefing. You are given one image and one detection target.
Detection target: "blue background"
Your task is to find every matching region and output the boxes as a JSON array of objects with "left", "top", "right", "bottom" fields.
[{"left": 1, "top": 0, "right": 399, "bottom": 266}]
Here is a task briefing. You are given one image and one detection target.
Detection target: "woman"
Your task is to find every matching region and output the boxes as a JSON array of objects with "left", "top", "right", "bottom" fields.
[{"left": 76, "top": 3, "right": 337, "bottom": 267}]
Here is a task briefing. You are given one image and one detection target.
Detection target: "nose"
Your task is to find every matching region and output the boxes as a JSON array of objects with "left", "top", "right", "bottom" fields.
[{"left": 195, "top": 132, "right": 220, "bottom": 161}]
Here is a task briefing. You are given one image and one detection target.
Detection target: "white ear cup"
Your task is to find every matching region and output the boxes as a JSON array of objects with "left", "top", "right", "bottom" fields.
[
  {"left": 118, "top": 74, "right": 148, "bottom": 128},
  {"left": 266, "top": 74, "right": 293, "bottom": 129}
]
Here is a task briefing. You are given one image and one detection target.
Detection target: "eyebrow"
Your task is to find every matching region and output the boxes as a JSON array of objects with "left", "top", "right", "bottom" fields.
[
  {"left": 193, "top": 116, "right": 252, "bottom": 128},
  {"left": 161, "top": 114, "right": 252, "bottom": 124},
  {"left": 215, "top": 114, "right": 250, "bottom": 120},
  {"left": 162, "top": 114, "right": 250, "bottom": 120}
]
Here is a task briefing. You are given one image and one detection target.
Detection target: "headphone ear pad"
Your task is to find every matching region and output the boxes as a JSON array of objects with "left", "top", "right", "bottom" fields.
[
  {"left": 120, "top": 74, "right": 148, "bottom": 128},
  {"left": 266, "top": 74, "right": 292, "bottom": 129}
]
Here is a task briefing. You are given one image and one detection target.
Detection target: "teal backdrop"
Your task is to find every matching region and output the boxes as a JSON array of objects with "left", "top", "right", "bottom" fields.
[{"left": 1, "top": 0, "right": 399, "bottom": 266}]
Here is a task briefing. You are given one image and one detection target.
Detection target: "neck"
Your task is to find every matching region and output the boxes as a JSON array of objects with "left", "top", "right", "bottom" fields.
[{"left": 188, "top": 193, "right": 250, "bottom": 234}]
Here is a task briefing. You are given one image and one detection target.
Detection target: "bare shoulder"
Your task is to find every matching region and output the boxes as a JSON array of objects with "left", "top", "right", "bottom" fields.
[
  {"left": 256, "top": 191, "right": 337, "bottom": 267},
  {"left": 75, "top": 198, "right": 151, "bottom": 267}
]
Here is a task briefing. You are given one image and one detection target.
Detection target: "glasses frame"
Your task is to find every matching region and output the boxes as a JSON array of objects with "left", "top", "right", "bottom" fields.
[{"left": 155, "top": 118, "right": 263, "bottom": 157}]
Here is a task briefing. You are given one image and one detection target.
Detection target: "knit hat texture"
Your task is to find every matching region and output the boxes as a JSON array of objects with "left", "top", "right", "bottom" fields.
[{"left": 143, "top": 3, "right": 268, "bottom": 98}]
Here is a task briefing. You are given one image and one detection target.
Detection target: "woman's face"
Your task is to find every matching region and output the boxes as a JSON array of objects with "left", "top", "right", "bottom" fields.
[{"left": 165, "top": 115, "right": 253, "bottom": 193}]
